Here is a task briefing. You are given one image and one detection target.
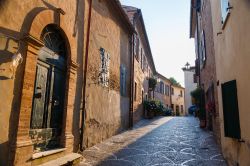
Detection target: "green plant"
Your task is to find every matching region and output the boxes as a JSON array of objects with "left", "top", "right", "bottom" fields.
[
  {"left": 144, "top": 100, "right": 171, "bottom": 117},
  {"left": 191, "top": 87, "right": 206, "bottom": 120},
  {"left": 198, "top": 108, "right": 206, "bottom": 120},
  {"left": 148, "top": 77, "right": 157, "bottom": 90},
  {"left": 190, "top": 87, "right": 203, "bottom": 104},
  {"left": 169, "top": 77, "right": 181, "bottom": 86}
]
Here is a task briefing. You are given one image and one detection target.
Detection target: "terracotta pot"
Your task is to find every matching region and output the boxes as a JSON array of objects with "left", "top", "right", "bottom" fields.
[{"left": 200, "top": 119, "right": 206, "bottom": 128}]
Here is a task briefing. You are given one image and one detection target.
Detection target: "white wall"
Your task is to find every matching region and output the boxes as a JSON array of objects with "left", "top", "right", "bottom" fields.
[{"left": 183, "top": 69, "right": 197, "bottom": 114}]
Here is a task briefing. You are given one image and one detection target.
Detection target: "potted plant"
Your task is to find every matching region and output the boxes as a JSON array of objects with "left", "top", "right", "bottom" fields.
[{"left": 191, "top": 87, "right": 206, "bottom": 128}]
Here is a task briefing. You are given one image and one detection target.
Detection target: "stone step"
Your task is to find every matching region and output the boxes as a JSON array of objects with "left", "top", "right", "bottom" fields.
[{"left": 39, "top": 153, "right": 82, "bottom": 166}]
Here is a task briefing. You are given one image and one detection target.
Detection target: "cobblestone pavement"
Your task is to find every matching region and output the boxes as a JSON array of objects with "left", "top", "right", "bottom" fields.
[{"left": 80, "top": 117, "right": 227, "bottom": 166}]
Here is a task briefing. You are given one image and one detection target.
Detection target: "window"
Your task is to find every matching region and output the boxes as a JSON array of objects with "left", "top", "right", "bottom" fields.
[
  {"left": 141, "top": 48, "right": 143, "bottom": 69},
  {"left": 165, "top": 85, "right": 170, "bottom": 96},
  {"left": 181, "top": 105, "right": 184, "bottom": 113},
  {"left": 199, "top": 30, "right": 206, "bottom": 68},
  {"left": 99, "top": 48, "right": 110, "bottom": 87},
  {"left": 171, "top": 87, "right": 174, "bottom": 95},
  {"left": 143, "top": 56, "right": 147, "bottom": 72},
  {"left": 133, "top": 34, "right": 137, "bottom": 56},
  {"left": 134, "top": 82, "right": 137, "bottom": 101},
  {"left": 134, "top": 35, "right": 140, "bottom": 62},
  {"left": 221, "top": 80, "right": 241, "bottom": 139},
  {"left": 180, "top": 90, "right": 183, "bottom": 97},
  {"left": 120, "top": 65, "right": 126, "bottom": 96},
  {"left": 220, "top": 0, "right": 230, "bottom": 25},
  {"left": 160, "top": 81, "right": 164, "bottom": 94}
]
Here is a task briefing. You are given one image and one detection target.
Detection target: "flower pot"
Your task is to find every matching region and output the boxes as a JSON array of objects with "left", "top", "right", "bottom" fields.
[{"left": 200, "top": 119, "right": 206, "bottom": 128}]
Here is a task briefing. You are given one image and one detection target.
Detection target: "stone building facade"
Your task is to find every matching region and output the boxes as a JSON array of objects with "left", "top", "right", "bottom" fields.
[
  {"left": 123, "top": 6, "right": 157, "bottom": 124},
  {"left": 209, "top": 0, "right": 250, "bottom": 165},
  {"left": 190, "top": 0, "right": 250, "bottom": 165},
  {"left": 155, "top": 72, "right": 171, "bottom": 108},
  {"left": 190, "top": 0, "right": 221, "bottom": 143},
  {"left": 0, "top": 0, "right": 134, "bottom": 165},
  {"left": 182, "top": 66, "right": 197, "bottom": 114},
  {"left": 171, "top": 85, "right": 185, "bottom": 116},
  {"left": 82, "top": 0, "right": 134, "bottom": 148}
]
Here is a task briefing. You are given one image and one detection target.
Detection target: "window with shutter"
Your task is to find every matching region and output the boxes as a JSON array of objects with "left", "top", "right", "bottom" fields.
[
  {"left": 120, "top": 65, "right": 126, "bottom": 96},
  {"left": 221, "top": 80, "right": 241, "bottom": 139},
  {"left": 199, "top": 30, "right": 206, "bottom": 69}
]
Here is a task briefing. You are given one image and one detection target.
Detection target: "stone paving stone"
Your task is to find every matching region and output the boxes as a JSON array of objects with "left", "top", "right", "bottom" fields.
[{"left": 80, "top": 117, "right": 227, "bottom": 166}]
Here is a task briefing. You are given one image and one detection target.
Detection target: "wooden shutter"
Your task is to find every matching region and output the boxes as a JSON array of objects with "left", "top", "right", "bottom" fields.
[
  {"left": 120, "top": 65, "right": 126, "bottom": 96},
  {"left": 221, "top": 80, "right": 241, "bottom": 139}
]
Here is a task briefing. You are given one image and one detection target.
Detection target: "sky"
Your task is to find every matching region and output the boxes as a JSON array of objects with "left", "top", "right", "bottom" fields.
[{"left": 120, "top": 0, "right": 196, "bottom": 86}]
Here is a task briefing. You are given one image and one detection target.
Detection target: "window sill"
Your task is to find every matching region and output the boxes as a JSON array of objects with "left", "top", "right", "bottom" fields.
[{"left": 32, "top": 148, "right": 66, "bottom": 160}]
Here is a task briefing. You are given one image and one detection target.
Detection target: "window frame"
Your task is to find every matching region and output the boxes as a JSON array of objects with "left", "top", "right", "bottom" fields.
[
  {"left": 199, "top": 30, "right": 206, "bottom": 69},
  {"left": 220, "top": 0, "right": 231, "bottom": 29}
]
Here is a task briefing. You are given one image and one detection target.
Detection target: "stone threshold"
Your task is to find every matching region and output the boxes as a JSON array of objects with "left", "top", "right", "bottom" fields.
[
  {"left": 32, "top": 148, "right": 66, "bottom": 160},
  {"left": 39, "top": 153, "right": 82, "bottom": 166}
]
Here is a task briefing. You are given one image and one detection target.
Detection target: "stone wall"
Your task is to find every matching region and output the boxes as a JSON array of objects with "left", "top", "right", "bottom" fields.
[
  {"left": 199, "top": 0, "right": 221, "bottom": 145},
  {"left": 83, "top": 0, "right": 132, "bottom": 148},
  {"left": 210, "top": 0, "right": 250, "bottom": 165}
]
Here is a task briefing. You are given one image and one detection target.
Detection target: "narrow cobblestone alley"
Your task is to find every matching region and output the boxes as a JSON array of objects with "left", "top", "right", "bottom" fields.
[{"left": 80, "top": 117, "right": 227, "bottom": 166}]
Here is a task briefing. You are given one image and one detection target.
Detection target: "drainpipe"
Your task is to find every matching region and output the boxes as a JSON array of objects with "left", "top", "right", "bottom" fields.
[
  {"left": 129, "top": 34, "right": 135, "bottom": 128},
  {"left": 80, "top": 0, "right": 92, "bottom": 151}
]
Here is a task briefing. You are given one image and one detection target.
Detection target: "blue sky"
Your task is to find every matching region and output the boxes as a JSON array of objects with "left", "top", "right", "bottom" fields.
[{"left": 120, "top": 0, "right": 195, "bottom": 86}]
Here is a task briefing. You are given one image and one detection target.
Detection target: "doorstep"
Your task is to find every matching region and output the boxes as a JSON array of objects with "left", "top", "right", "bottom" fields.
[
  {"left": 39, "top": 153, "right": 82, "bottom": 166},
  {"left": 32, "top": 148, "right": 67, "bottom": 160}
]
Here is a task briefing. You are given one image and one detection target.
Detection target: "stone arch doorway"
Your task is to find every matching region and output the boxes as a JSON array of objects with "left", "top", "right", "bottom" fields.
[{"left": 29, "top": 24, "right": 68, "bottom": 152}]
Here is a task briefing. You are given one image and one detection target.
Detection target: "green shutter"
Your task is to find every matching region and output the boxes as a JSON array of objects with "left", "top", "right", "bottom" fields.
[{"left": 221, "top": 80, "right": 241, "bottom": 139}]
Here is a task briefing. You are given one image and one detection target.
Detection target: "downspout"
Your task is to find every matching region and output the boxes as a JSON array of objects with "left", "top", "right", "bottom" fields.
[
  {"left": 129, "top": 33, "right": 135, "bottom": 128},
  {"left": 80, "top": 0, "right": 92, "bottom": 151}
]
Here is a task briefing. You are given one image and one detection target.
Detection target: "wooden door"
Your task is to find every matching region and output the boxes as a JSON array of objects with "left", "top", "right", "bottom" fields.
[{"left": 30, "top": 48, "right": 66, "bottom": 152}]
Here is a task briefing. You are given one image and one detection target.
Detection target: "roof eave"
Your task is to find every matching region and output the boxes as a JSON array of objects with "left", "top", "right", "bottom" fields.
[{"left": 189, "top": 0, "right": 197, "bottom": 38}]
